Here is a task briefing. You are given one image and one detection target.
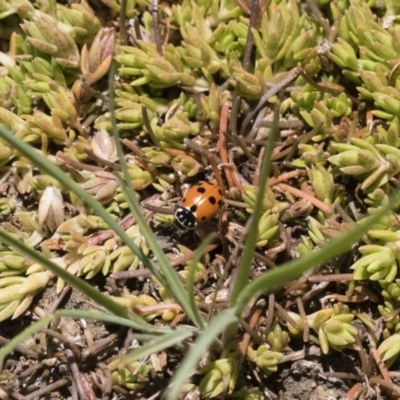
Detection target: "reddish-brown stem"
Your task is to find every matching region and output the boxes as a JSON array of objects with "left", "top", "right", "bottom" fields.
[
  {"left": 10, "top": 378, "right": 71, "bottom": 400},
  {"left": 219, "top": 103, "right": 235, "bottom": 188},
  {"left": 184, "top": 138, "right": 226, "bottom": 194},
  {"left": 142, "top": 202, "right": 175, "bottom": 215},
  {"left": 346, "top": 383, "right": 363, "bottom": 399},
  {"left": 268, "top": 169, "right": 306, "bottom": 186},
  {"left": 371, "top": 347, "right": 392, "bottom": 383},
  {"left": 296, "top": 297, "right": 309, "bottom": 343},
  {"left": 134, "top": 302, "right": 183, "bottom": 315},
  {"left": 308, "top": 273, "right": 354, "bottom": 282},
  {"left": 164, "top": 148, "right": 197, "bottom": 158},
  {"left": 56, "top": 151, "right": 103, "bottom": 172},
  {"left": 228, "top": 150, "right": 243, "bottom": 190},
  {"left": 276, "top": 183, "right": 332, "bottom": 214},
  {"left": 369, "top": 377, "right": 400, "bottom": 397},
  {"left": 253, "top": 147, "right": 264, "bottom": 186},
  {"left": 110, "top": 244, "right": 219, "bottom": 279},
  {"left": 239, "top": 306, "right": 264, "bottom": 363}
]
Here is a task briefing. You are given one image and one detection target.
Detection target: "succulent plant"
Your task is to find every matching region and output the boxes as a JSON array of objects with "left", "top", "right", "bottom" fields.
[
  {"left": 199, "top": 356, "right": 239, "bottom": 398},
  {"left": 0, "top": 271, "right": 51, "bottom": 322},
  {"left": 4, "top": 0, "right": 400, "bottom": 399}
]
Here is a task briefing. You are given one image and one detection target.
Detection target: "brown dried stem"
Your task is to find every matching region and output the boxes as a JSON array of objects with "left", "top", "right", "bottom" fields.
[{"left": 276, "top": 183, "right": 333, "bottom": 214}]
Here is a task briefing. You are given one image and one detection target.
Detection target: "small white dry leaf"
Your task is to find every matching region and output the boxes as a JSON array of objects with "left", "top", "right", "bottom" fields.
[
  {"left": 91, "top": 129, "right": 117, "bottom": 161},
  {"left": 38, "top": 185, "right": 65, "bottom": 231}
]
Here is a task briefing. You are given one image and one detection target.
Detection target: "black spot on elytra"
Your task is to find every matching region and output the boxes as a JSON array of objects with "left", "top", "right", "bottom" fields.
[
  {"left": 218, "top": 189, "right": 222, "bottom": 196},
  {"left": 201, "top": 216, "right": 206, "bottom": 221},
  {"left": 218, "top": 200, "right": 222, "bottom": 206},
  {"left": 182, "top": 197, "right": 186, "bottom": 203},
  {"left": 208, "top": 196, "right": 216, "bottom": 205},
  {"left": 190, "top": 205, "right": 197, "bottom": 212},
  {"left": 197, "top": 186, "right": 206, "bottom": 193}
]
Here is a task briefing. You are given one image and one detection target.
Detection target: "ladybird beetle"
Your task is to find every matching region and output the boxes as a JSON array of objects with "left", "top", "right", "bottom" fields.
[{"left": 174, "top": 182, "right": 223, "bottom": 230}]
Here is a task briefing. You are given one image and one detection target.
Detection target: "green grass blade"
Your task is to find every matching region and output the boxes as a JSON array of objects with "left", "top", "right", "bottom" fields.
[
  {"left": 107, "top": 65, "right": 199, "bottom": 323},
  {"left": 56, "top": 310, "right": 170, "bottom": 332},
  {"left": 0, "top": 315, "right": 52, "bottom": 364},
  {"left": 0, "top": 229, "right": 160, "bottom": 333},
  {"left": 122, "top": 329, "right": 195, "bottom": 364},
  {"left": 229, "top": 102, "right": 280, "bottom": 305},
  {"left": 165, "top": 308, "right": 238, "bottom": 400},
  {"left": 235, "top": 190, "right": 400, "bottom": 312},
  {"left": 0, "top": 124, "right": 155, "bottom": 274},
  {"left": 117, "top": 178, "right": 200, "bottom": 323},
  {"left": 186, "top": 234, "right": 217, "bottom": 329}
]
